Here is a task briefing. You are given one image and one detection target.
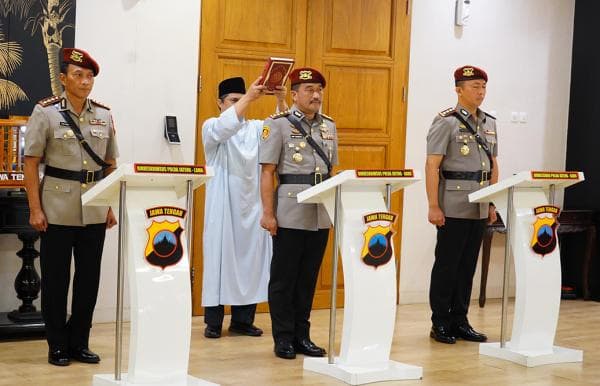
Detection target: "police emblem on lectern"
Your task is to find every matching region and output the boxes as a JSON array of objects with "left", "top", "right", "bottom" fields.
[
  {"left": 360, "top": 212, "right": 397, "bottom": 268},
  {"left": 144, "top": 206, "right": 187, "bottom": 269},
  {"left": 531, "top": 205, "right": 560, "bottom": 257}
]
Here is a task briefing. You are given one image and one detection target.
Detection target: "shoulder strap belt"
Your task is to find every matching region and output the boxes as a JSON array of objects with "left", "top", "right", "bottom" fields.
[
  {"left": 59, "top": 110, "right": 111, "bottom": 170},
  {"left": 451, "top": 111, "right": 494, "bottom": 172},
  {"left": 286, "top": 116, "right": 332, "bottom": 173}
]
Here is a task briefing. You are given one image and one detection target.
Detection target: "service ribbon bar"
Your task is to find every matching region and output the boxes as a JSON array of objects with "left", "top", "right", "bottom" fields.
[
  {"left": 356, "top": 169, "right": 414, "bottom": 178},
  {"left": 530, "top": 171, "right": 579, "bottom": 180},
  {"left": 134, "top": 163, "right": 206, "bottom": 175}
]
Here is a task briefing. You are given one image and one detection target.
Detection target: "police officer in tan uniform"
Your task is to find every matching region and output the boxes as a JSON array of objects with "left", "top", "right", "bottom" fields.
[
  {"left": 426, "top": 65, "right": 499, "bottom": 344},
  {"left": 259, "top": 67, "right": 338, "bottom": 359},
  {"left": 24, "top": 48, "right": 119, "bottom": 366}
]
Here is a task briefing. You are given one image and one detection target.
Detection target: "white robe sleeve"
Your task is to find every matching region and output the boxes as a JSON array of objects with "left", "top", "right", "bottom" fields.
[{"left": 202, "top": 105, "right": 244, "bottom": 161}]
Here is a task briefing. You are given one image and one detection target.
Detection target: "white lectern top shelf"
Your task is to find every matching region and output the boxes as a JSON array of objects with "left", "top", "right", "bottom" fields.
[
  {"left": 297, "top": 169, "right": 422, "bottom": 204},
  {"left": 469, "top": 170, "right": 584, "bottom": 204},
  {"left": 82, "top": 163, "right": 214, "bottom": 207}
]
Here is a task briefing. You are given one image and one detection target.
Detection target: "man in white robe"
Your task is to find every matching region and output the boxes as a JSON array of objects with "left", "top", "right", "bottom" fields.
[{"left": 201, "top": 76, "right": 287, "bottom": 338}]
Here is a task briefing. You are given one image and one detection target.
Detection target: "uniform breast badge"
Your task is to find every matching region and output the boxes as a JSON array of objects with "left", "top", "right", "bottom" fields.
[
  {"left": 460, "top": 144, "right": 470, "bottom": 156},
  {"left": 292, "top": 152, "right": 303, "bottom": 163},
  {"left": 299, "top": 141, "right": 306, "bottom": 148}
]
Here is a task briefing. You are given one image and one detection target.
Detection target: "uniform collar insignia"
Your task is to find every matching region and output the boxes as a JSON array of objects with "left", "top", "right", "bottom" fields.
[
  {"left": 60, "top": 98, "right": 67, "bottom": 110},
  {"left": 293, "top": 110, "right": 304, "bottom": 119},
  {"left": 460, "top": 108, "right": 469, "bottom": 116}
]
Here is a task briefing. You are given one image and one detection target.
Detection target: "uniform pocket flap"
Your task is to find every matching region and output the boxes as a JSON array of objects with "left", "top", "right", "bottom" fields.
[
  {"left": 43, "top": 182, "right": 71, "bottom": 193},
  {"left": 278, "top": 185, "right": 304, "bottom": 198},
  {"left": 90, "top": 128, "right": 109, "bottom": 139},
  {"left": 445, "top": 183, "right": 473, "bottom": 191},
  {"left": 455, "top": 134, "right": 475, "bottom": 142},
  {"left": 54, "top": 127, "right": 76, "bottom": 140}
]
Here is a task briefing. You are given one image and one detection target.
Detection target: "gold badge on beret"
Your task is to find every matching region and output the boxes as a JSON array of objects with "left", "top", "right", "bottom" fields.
[
  {"left": 292, "top": 152, "right": 303, "bottom": 163},
  {"left": 261, "top": 125, "right": 270, "bottom": 140},
  {"left": 460, "top": 144, "right": 470, "bottom": 156},
  {"left": 299, "top": 70, "right": 312, "bottom": 80},
  {"left": 70, "top": 50, "right": 84, "bottom": 63},
  {"left": 463, "top": 67, "right": 475, "bottom": 77}
]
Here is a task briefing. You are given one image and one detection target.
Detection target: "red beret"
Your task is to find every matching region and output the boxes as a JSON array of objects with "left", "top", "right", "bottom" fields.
[
  {"left": 62, "top": 48, "right": 100, "bottom": 76},
  {"left": 289, "top": 67, "right": 326, "bottom": 88},
  {"left": 454, "top": 65, "right": 487, "bottom": 84}
]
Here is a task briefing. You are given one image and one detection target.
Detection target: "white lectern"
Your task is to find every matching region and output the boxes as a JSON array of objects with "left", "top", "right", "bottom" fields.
[
  {"left": 82, "top": 163, "right": 217, "bottom": 386},
  {"left": 469, "top": 170, "right": 585, "bottom": 367},
  {"left": 297, "top": 170, "right": 423, "bottom": 385}
]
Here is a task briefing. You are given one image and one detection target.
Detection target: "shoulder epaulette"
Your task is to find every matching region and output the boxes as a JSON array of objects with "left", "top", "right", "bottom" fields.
[
  {"left": 90, "top": 99, "right": 111, "bottom": 110},
  {"left": 439, "top": 107, "right": 455, "bottom": 118},
  {"left": 321, "top": 113, "right": 335, "bottom": 122},
  {"left": 484, "top": 111, "right": 496, "bottom": 120},
  {"left": 269, "top": 110, "right": 290, "bottom": 119},
  {"left": 38, "top": 95, "right": 61, "bottom": 107}
]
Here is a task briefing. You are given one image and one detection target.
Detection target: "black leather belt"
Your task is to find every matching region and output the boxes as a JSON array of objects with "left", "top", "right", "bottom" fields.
[
  {"left": 442, "top": 170, "right": 490, "bottom": 182},
  {"left": 44, "top": 165, "right": 104, "bottom": 184},
  {"left": 279, "top": 173, "right": 330, "bottom": 186}
]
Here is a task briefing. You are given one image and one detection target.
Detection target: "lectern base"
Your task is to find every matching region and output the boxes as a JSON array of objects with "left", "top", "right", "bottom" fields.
[
  {"left": 304, "top": 357, "right": 422, "bottom": 385},
  {"left": 480, "top": 342, "right": 583, "bottom": 367},
  {"left": 93, "top": 373, "right": 218, "bottom": 386}
]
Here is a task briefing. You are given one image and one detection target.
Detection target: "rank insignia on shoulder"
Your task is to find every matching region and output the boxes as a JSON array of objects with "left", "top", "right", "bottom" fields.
[
  {"left": 484, "top": 111, "right": 496, "bottom": 120},
  {"left": 261, "top": 125, "right": 270, "bottom": 140},
  {"left": 90, "top": 99, "right": 111, "bottom": 110},
  {"left": 269, "top": 110, "right": 290, "bottom": 119},
  {"left": 38, "top": 95, "right": 61, "bottom": 107},
  {"left": 321, "top": 113, "right": 335, "bottom": 122},
  {"left": 439, "top": 107, "right": 455, "bottom": 117}
]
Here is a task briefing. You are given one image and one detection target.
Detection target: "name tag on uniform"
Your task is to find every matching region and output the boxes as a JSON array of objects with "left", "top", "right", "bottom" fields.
[
  {"left": 60, "top": 122, "right": 70, "bottom": 127},
  {"left": 485, "top": 130, "right": 496, "bottom": 135},
  {"left": 290, "top": 134, "right": 303, "bottom": 139},
  {"left": 89, "top": 119, "right": 107, "bottom": 126}
]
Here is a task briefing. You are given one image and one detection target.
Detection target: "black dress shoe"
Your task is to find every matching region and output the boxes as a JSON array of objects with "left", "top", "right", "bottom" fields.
[
  {"left": 204, "top": 325, "right": 222, "bottom": 338},
  {"left": 228, "top": 322, "right": 263, "bottom": 337},
  {"left": 69, "top": 347, "right": 100, "bottom": 363},
  {"left": 294, "top": 338, "right": 326, "bottom": 357},
  {"left": 274, "top": 340, "right": 296, "bottom": 359},
  {"left": 454, "top": 324, "right": 487, "bottom": 342},
  {"left": 48, "top": 348, "right": 70, "bottom": 366},
  {"left": 430, "top": 325, "right": 456, "bottom": 344}
]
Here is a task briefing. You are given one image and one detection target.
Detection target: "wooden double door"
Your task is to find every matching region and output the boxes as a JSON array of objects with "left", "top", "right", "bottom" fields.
[{"left": 192, "top": 0, "right": 412, "bottom": 315}]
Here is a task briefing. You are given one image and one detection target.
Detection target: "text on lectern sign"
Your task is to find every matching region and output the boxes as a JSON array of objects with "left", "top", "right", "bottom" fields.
[
  {"left": 530, "top": 171, "right": 579, "bottom": 180},
  {"left": 356, "top": 169, "right": 414, "bottom": 178},
  {"left": 134, "top": 163, "right": 206, "bottom": 175}
]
